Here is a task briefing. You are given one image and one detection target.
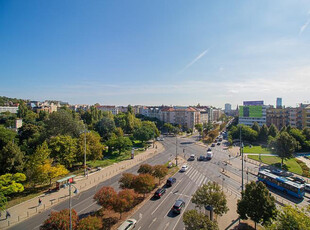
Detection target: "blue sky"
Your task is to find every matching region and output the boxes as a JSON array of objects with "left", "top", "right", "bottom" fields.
[{"left": 1, "top": 0, "right": 310, "bottom": 108}]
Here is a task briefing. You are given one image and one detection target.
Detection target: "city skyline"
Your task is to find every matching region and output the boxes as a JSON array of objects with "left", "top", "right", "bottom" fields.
[{"left": 1, "top": 1, "right": 310, "bottom": 107}]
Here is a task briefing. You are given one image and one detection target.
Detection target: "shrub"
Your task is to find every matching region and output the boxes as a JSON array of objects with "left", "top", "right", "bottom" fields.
[
  {"left": 41, "top": 209, "right": 78, "bottom": 230},
  {"left": 77, "top": 216, "right": 102, "bottom": 230}
]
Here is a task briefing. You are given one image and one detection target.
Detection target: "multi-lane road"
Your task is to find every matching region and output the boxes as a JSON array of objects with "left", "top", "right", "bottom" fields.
[{"left": 9, "top": 134, "right": 309, "bottom": 230}]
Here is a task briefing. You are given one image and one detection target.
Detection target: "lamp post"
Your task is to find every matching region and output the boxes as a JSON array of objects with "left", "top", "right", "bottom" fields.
[
  {"left": 66, "top": 183, "right": 78, "bottom": 230},
  {"left": 240, "top": 126, "right": 244, "bottom": 194},
  {"left": 175, "top": 136, "right": 178, "bottom": 166}
]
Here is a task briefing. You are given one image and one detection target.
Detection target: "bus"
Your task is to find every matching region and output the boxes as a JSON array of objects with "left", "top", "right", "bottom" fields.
[{"left": 258, "top": 169, "right": 305, "bottom": 199}]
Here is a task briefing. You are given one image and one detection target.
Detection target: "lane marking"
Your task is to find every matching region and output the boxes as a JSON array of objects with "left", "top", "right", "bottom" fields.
[
  {"left": 172, "top": 197, "right": 192, "bottom": 230},
  {"left": 148, "top": 217, "right": 157, "bottom": 228},
  {"left": 78, "top": 201, "right": 98, "bottom": 214},
  {"left": 163, "top": 222, "right": 170, "bottom": 230},
  {"left": 151, "top": 178, "right": 183, "bottom": 215}
]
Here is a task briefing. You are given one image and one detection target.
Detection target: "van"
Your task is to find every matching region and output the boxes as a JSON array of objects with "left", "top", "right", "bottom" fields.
[{"left": 206, "top": 151, "right": 213, "bottom": 160}]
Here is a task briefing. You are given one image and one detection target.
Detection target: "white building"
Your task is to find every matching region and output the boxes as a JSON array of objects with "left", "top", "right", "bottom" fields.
[
  {"left": 96, "top": 105, "right": 119, "bottom": 115},
  {"left": 239, "top": 101, "right": 267, "bottom": 126},
  {"left": 0, "top": 106, "right": 19, "bottom": 114}
]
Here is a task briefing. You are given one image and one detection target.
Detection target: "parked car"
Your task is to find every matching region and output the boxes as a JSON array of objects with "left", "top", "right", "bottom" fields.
[
  {"left": 189, "top": 154, "right": 195, "bottom": 161},
  {"left": 154, "top": 188, "right": 166, "bottom": 198},
  {"left": 211, "top": 143, "right": 215, "bottom": 147},
  {"left": 198, "top": 155, "right": 205, "bottom": 161},
  {"left": 207, "top": 148, "right": 212, "bottom": 151},
  {"left": 172, "top": 199, "right": 185, "bottom": 214},
  {"left": 271, "top": 169, "right": 284, "bottom": 176},
  {"left": 117, "top": 219, "right": 137, "bottom": 230},
  {"left": 180, "top": 164, "right": 188, "bottom": 172},
  {"left": 166, "top": 177, "right": 176, "bottom": 187},
  {"left": 217, "top": 142, "right": 221, "bottom": 146},
  {"left": 291, "top": 176, "right": 305, "bottom": 184}
]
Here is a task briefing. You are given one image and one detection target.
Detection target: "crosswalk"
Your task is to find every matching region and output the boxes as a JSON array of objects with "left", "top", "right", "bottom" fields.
[{"left": 185, "top": 167, "right": 210, "bottom": 187}]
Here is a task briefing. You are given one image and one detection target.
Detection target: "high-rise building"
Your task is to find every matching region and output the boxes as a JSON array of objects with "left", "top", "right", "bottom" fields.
[
  {"left": 224, "top": 103, "right": 232, "bottom": 114},
  {"left": 276, "top": 98, "right": 282, "bottom": 109},
  {"left": 239, "top": 101, "right": 267, "bottom": 126}
]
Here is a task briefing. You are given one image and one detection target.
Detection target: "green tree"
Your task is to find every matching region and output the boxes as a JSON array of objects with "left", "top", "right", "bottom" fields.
[
  {"left": 152, "top": 165, "right": 168, "bottom": 183},
  {"left": 252, "top": 122, "right": 260, "bottom": 133},
  {"left": 164, "top": 123, "right": 174, "bottom": 134},
  {"left": 18, "top": 123, "right": 44, "bottom": 153},
  {"left": 191, "top": 182, "right": 229, "bottom": 216},
  {"left": 274, "top": 132, "right": 298, "bottom": 169},
  {"left": 0, "top": 173, "right": 26, "bottom": 210},
  {"left": 77, "top": 131, "right": 104, "bottom": 162},
  {"left": 259, "top": 124, "right": 269, "bottom": 143},
  {"left": 183, "top": 209, "right": 219, "bottom": 230},
  {"left": 289, "top": 128, "right": 308, "bottom": 151},
  {"left": 49, "top": 135, "right": 77, "bottom": 168},
  {"left": 302, "top": 128, "right": 310, "bottom": 140},
  {"left": 0, "top": 142, "right": 24, "bottom": 174},
  {"left": 267, "top": 205, "right": 310, "bottom": 230},
  {"left": 106, "top": 135, "right": 132, "bottom": 155},
  {"left": 114, "top": 127, "right": 124, "bottom": 137},
  {"left": 195, "top": 124, "right": 203, "bottom": 133},
  {"left": 26, "top": 141, "right": 51, "bottom": 185},
  {"left": 114, "top": 113, "right": 127, "bottom": 131},
  {"left": 138, "top": 164, "right": 153, "bottom": 174},
  {"left": 132, "top": 174, "right": 155, "bottom": 197},
  {"left": 95, "top": 117, "right": 116, "bottom": 140},
  {"left": 40, "top": 209, "right": 78, "bottom": 230},
  {"left": 133, "top": 125, "right": 154, "bottom": 144},
  {"left": 268, "top": 124, "right": 278, "bottom": 138},
  {"left": 77, "top": 216, "right": 103, "bottom": 230},
  {"left": 45, "top": 110, "right": 83, "bottom": 138},
  {"left": 0, "top": 125, "right": 17, "bottom": 149},
  {"left": 237, "top": 181, "right": 277, "bottom": 229},
  {"left": 203, "top": 121, "right": 213, "bottom": 135}
]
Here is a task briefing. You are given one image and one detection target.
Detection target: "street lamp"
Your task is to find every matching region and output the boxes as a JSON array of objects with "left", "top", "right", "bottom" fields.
[
  {"left": 81, "top": 123, "right": 90, "bottom": 177},
  {"left": 64, "top": 182, "right": 79, "bottom": 230}
]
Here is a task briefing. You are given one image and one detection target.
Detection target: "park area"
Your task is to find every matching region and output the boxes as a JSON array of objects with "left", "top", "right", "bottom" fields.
[
  {"left": 243, "top": 145, "right": 272, "bottom": 154},
  {"left": 247, "top": 155, "right": 303, "bottom": 175}
]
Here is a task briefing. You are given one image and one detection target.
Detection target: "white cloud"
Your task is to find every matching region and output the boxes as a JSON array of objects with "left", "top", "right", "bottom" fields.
[
  {"left": 178, "top": 49, "right": 209, "bottom": 74},
  {"left": 300, "top": 19, "right": 310, "bottom": 35}
]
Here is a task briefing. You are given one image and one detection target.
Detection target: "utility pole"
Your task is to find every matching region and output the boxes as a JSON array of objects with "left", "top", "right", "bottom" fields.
[
  {"left": 240, "top": 126, "right": 244, "bottom": 194},
  {"left": 69, "top": 183, "right": 72, "bottom": 230},
  {"left": 175, "top": 136, "right": 178, "bottom": 166}
]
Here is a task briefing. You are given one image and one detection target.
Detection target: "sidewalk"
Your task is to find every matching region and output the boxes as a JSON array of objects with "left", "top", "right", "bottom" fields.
[{"left": 0, "top": 143, "right": 165, "bottom": 229}]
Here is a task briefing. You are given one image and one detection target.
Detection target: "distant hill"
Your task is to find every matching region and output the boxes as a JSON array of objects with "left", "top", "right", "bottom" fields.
[{"left": 0, "top": 96, "right": 27, "bottom": 106}]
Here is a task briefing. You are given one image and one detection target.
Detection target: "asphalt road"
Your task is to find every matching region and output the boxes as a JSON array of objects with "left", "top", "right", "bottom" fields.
[
  {"left": 9, "top": 137, "right": 178, "bottom": 230},
  {"left": 9, "top": 134, "right": 309, "bottom": 230}
]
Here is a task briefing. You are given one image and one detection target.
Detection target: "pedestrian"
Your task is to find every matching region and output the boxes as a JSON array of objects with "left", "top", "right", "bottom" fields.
[
  {"left": 38, "top": 198, "right": 42, "bottom": 206},
  {"left": 6, "top": 211, "right": 10, "bottom": 219}
]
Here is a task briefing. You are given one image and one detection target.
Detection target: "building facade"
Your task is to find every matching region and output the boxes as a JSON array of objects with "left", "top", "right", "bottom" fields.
[
  {"left": 224, "top": 103, "right": 232, "bottom": 115},
  {"left": 0, "top": 106, "right": 19, "bottom": 114},
  {"left": 96, "top": 105, "right": 119, "bottom": 115},
  {"left": 302, "top": 105, "right": 310, "bottom": 129},
  {"left": 276, "top": 98, "right": 282, "bottom": 109},
  {"left": 161, "top": 107, "right": 200, "bottom": 129},
  {"left": 239, "top": 101, "right": 267, "bottom": 126}
]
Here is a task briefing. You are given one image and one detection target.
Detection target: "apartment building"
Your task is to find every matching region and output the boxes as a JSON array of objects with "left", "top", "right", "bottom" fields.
[
  {"left": 96, "top": 105, "right": 119, "bottom": 115},
  {"left": 213, "top": 109, "right": 224, "bottom": 121},
  {"left": 266, "top": 108, "right": 288, "bottom": 130},
  {"left": 161, "top": 106, "right": 200, "bottom": 129},
  {"left": 302, "top": 105, "right": 310, "bottom": 129}
]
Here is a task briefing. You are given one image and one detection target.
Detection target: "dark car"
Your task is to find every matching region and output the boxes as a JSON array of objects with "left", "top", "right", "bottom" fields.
[
  {"left": 154, "top": 188, "right": 166, "bottom": 198},
  {"left": 198, "top": 155, "right": 205, "bottom": 161},
  {"left": 172, "top": 199, "right": 185, "bottom": 214},
  {"left": 211, "top": 143, "right": 215, "bottom": 147},
  {"left": 166, "top": 177, "right": 176, "bottom": 187},
  {"left": 291, "top": 176, "right": 305, "bottom": 184},
  {"left": 217, "top": 142, "right": 221, "bottom": 145},
  {"left": 207, "top": 148, "right": 212, "bottom": 151}
]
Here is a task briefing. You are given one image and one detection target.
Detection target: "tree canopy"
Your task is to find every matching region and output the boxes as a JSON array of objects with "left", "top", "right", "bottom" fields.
[
  {"left": 191, "top": 182, "right": 229, "bottom": 216},
  {"left": 237, "top": 181, "right": 277, "bottom": 228},
  {"left": 183, "top": 209, "right": 219, "bottom": 230}
]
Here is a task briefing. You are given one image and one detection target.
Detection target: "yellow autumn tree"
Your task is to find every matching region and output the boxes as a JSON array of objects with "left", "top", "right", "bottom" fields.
[{"left": 37, "top": 159, "right": 69, "bottom": 185}]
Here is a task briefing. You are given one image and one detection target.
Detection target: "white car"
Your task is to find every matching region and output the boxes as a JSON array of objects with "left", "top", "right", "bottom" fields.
[
  {"left": 189, "top": 154, "right": 195, "bottom": 160},
  {"left": 180, "top": 164, "right": 188, "bottom": 172},
  {"left": 117, "top": 219, "right": 137, "bottom": 230}
]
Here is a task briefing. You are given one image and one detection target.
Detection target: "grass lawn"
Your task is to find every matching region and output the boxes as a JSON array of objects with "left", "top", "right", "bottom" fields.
[
  {"left": 248, "top": 155, "right": 303, "bottom": 175},
  {"left": 243, "top": 145, "right": 272, "bottom": 154}
]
